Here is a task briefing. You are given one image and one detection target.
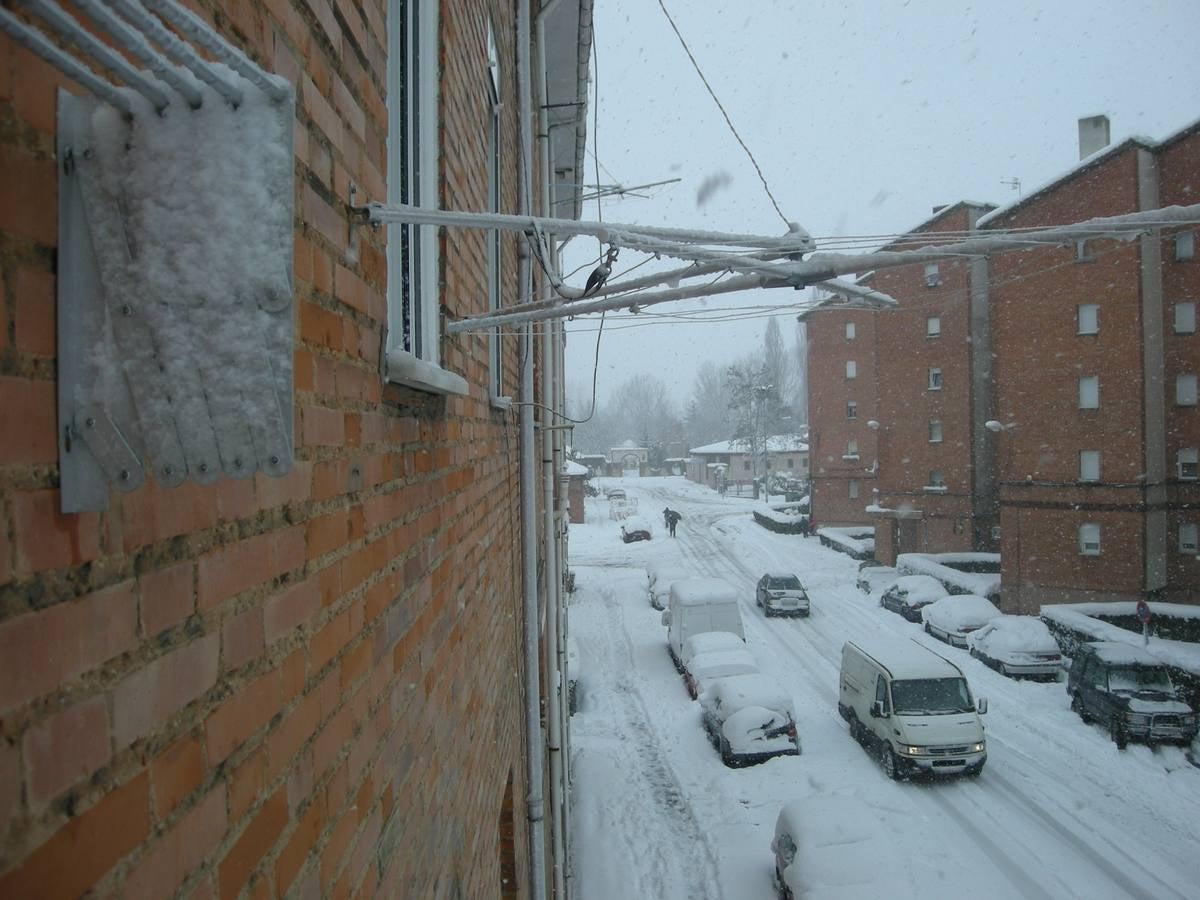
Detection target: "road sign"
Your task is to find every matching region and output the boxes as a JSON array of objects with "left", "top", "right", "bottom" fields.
[{"left": 1136, "top": 599, "right": 1152, "bottom": 625}]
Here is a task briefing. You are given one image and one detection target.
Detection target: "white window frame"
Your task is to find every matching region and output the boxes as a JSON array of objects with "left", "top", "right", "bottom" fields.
[
  {"left": 1176, "top": 301, "right": 1196, "bottom": 334},
  {"left": 1077, "top": 303, "right": 1099, "bottom": 335},
  {"left": 848, "top": 479, "right": 859, "bottom": 500},
  {"left": 1179, "top": 448, "right": 1198, "bottom": 481},
  {"left": 486, "top": 19, "right": 506, "bottom": 406},
  {"left": 1180, "top": 523, "right": 1198, "bottom": 555},
  {"left": 385, "top": 0, "right": 466, "bottom": 395},
  {"left": 1079, "top": 523, "right": 1101, "bottom": 556},
  {"left": 923, "top": 263, "right": 941, "bottom": 288},
  {"left": 1177, "top": 374, "right": 1198, "bottom": 406},
  {"left": 1175, "top": 230, "right": 1195, "bottom": 262},
  {"left": 926, "top": 315, "right": 941, "bottom": 337},
  {"left": 928, "top": 420, "right": 943, "bottom": 443},
  {"left": 845, "top": 360, "right": 857, "bottom": 379},
  {"left": 1079, "top": 449, "right": 1101, "bottom": 483},
  {"left": 927, "top": 367, "right": 942, "bottom": 391},
  {"left": 925, "top": 470, "right": 946, "bottom": 492},
  {"left": 845, "top": 321, "right": 856, "bottom": 340},
  {"left": 1075, "top": 239, "right": 1094, "bottom": 262},
  {"left": 846, "top": 400, "right": 857, "bottom": 420},
  {"left": 1079, "top": 376, "right": 1100, "bottom": 409},
  {"left": 844, "top": 439, "right": 859, "bottom": 460}
]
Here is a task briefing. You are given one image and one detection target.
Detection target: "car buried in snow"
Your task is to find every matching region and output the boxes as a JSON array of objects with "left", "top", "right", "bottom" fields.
[
  {"left": 772, "top": 795, "right": 897, "bottom": 900},
  {"left": 684, "top": 646, "right": 759, "bottom": 700},
  {"left": 646, "top": 561, "right": 690, "bottom": 611},
  {"left": 879, "top": 574, "right": 949, "bottom": 623},
  {"left": 700, "top": 673, "right": 799, "bottom": 767},
  {"left": 967, "top": 616, "right": 1063, "bottom": 679},
  {"left": 1066, "top": 642, "right": 1198, "bottom": 749},
  {"left": 755, "top": 572, "right": 811, "bottom": 618},
  {"left": 619, "top": 515, "right": 652, "bottom": 543},
  {"left": 921, "top": 594, "right": 1000, "bottom": 647},
  {"left": 856, "top": 560, "right": 898, "bottom": 596}
]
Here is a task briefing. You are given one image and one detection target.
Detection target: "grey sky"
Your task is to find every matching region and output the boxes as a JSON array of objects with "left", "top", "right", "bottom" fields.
[{"left": 561, "top": 0, "right": 1200, "bottom": 411}]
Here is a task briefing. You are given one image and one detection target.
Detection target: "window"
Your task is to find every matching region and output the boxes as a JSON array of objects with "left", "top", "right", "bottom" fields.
[
  {"left": 386, "top": 0, "right": 462, "bottom": 392},
  {"left": 926, "top": 316, "right": 941, "bottom": 337},
  {"left": 927, "top": 367, "right": 942, "bottom": 391},
  {"left": 787, "top": 458, "right": 794, "bottom": 469},
  {"left": 744, "top": 461, "right": 751, "bottom": 471},
  {"left": 1079, "top": 523, "right": 1101, "bottom": 556},
  {"left": 1180, "top": 524, "right": 1198, "bottom": 555},
  {"left": 848, "top": 479, "right": 859, "bottom": 500},
  {"left": 1077, "top": 303, "right": 1099, "bottom": 335},
  {"left": 847, "top": 400, "right": 858, "bottom": 420},
  {"left": 923, "top": 263, "right": 941, "bottom": 287},
  {"left": 1178, "top": 374, "right": 1198, "bottom": 406},
  {"left": 1079, "top": 450, "right": 1101, "bottom": 482},
  {"left": 1176, "top": 301, "right": 1197, "bottom": 334},
  {"left": 1075, "top": 239, "right": 1094, "bottom": 262},
  {"left": 1079, "top": 376, "right": 1099, "bottom": 409},
  {"left": 845, "top": 321, "right": 856, "bottom": 340},
  {"left": 1175, "top": 230, "right": 1195, "bottom": 262},
  {"left": 928, "top": 420, "right": 943, "bottom": 443},
  {"left": 846, "top": 360, "right": 857, "bottom": 379},
  {"left": 928, "top": 469, "right": 944, "bottom": 488},
  {"left": 486, "top": 20, "right": 504, "bottom": 403},
  {"left": 844, "top": 439, "right": 858, "bottom": 459},
  {"left": 1179, "top": 448, "right": 1198, "bottom": 480}
]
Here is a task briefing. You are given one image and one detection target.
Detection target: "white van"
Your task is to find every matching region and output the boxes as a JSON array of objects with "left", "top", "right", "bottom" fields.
[
  {"left": 662, "top": 578, "right": 744, "bottom": 669},
  {"left": 838, "top": 637, "right": 987, "bottom": 779}
]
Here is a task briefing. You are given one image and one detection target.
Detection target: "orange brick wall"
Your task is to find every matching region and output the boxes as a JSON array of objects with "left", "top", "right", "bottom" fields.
[{"left": 0, "top": 1, "right": 543, "bottom": 897}]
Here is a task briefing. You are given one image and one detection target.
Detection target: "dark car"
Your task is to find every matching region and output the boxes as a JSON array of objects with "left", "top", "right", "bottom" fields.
[
  {"left": 1066, "top": 642, "right": 1198, "bottom": 749},
  {"left": 619, "top": 515, "right": 652, "bottom": 543},
  {"left": 878, "top": 575, "right": 947, "bottom": 623},
  {"left": 755, "top": 572, "right": 810, "bottom": 618}
]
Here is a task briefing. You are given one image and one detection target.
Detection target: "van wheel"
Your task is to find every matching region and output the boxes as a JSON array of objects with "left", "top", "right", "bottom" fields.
[
  {"left": 923, "top": 622, "right": 932, "bottom": 634},
  {"left": 848, "top": 712, "right": 864, "bottom": 745},
  {"left": 881, "top": 744, "right": 902, "bottom": 780},
  {"left": 1110, "top": 715, "right": 1128, "bottom": 750},
  {"left": 1070, "top": 692, "right": 1090, "bottom": 723}
]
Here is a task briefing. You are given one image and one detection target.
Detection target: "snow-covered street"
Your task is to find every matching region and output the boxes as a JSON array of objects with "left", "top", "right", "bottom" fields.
[{"left": 566, "top": 477, "right": 1200, "bottom": 900}]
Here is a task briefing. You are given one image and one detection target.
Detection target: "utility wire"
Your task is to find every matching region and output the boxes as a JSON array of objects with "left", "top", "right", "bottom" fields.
[{"left": 657, "top": 0, "right": 790, "bottom": 228}]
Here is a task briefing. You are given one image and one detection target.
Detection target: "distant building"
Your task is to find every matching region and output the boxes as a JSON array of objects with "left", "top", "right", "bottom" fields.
[
  {"left": 608, "top": 440, "right": 649, "bottom": 472},
  {"left": 685, "top": 435, "right": 809, "bottom": 489}
]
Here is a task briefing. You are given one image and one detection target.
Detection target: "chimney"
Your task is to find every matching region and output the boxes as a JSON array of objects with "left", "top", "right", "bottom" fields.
[{"left": 1078, "top": 115, "right": 1111, "bottom": 160}]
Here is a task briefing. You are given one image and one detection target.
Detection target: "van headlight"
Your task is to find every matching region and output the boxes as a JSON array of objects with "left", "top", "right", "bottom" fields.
[
  {"left": 897, "top": 744, "right": 925, "bottom": 755},
  {"left": 971, "top": 742, "right": 985, "bottom": 753}
]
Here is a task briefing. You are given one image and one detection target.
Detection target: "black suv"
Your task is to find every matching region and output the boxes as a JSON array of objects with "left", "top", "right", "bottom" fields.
[{"left": 1066, "top": 642, "right": 1198, "bottom": 749}]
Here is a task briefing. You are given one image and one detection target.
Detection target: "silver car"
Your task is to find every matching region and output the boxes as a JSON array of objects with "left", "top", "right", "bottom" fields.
[{"left": 756, "top": 572, "right": 810, "bottom": 618}]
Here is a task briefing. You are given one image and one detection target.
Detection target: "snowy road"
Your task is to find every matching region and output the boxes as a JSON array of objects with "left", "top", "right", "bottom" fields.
[{"left": 567, "top": 477, "right": 1200, "bottom": 900}]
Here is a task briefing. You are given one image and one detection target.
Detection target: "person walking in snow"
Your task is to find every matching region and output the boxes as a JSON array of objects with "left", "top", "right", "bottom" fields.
[
  {"left": 666, "top": 508, "right": 682, "bottom": 537},
  {"left": 663, "top": 507, "right": 672, "bottom": 529},
  {"left": 799, "top": 516, "right": 810, "bottom": 538}
]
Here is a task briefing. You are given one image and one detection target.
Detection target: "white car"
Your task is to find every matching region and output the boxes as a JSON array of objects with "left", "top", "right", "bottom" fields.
[
  {"left": 685, "top": 646, "right": 758, "bottom": 699},
  {"left": 700, "top": 673, "right": 799, "bottom": 767},
  {"left": 856, "top": 561, "right": 898, "bottom": 595},
  {"left": 755, "top": 572, "right": 811, "bottom": 618},
  {"left": 921, "top": 595, "right": 1000, "bottom": 647},
  {"left": 879, "top": 575, "right": 948, "bottom": 622},
  {"left": 647, "top": 562, "right": 690, "bottom": 611},
  {"left": 681, "top": 631, "right": 745, "bottom": 671},
  {"left": 968, "top": 616, "right": 1064, "bottom": 679}
]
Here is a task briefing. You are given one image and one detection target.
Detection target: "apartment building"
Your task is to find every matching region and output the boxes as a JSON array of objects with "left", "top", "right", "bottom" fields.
[
  {"left": 986, "top": 120, "right": 1200, "bottom": 612},
  {"left": 0, "top": 2, "right": 589, "bottom": 898}
]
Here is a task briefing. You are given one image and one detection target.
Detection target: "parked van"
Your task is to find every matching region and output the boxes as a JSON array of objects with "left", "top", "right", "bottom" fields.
[
  {"left": 662, "top": 578, "right": 744, "bottom": 669},
  {"left": 838, "top": 638, "right": 987, "bottom": 779}
]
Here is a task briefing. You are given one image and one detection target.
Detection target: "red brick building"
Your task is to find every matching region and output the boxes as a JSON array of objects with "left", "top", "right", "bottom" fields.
[{"left": 0, "top": 1, "right": 589, "bottom": 898}]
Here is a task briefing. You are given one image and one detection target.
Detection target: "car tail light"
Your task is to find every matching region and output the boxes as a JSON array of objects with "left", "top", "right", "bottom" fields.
[{"left": 786, "top": 722, "right": 797, "bottom": 739}]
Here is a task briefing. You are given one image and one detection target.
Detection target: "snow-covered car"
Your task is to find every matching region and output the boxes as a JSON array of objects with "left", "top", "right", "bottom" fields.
[
  {"left": 879, "top": 575, "right": 948, "bottom": 622},
  {"left": 773, "top": 795, "right": 899, "bottom": 900},
  {"left": 700, "top": 673, "right": 799, "bottom": 767},
  {"left": 1066, "top": 642, "right": 1198, "bottom": 749},
  {"left": 620, "top": 515, "right": 652, "bottom": 543},
  {"left": 921, "top": 594, "right": 999, "bottom": 647},
  {"left": 856, "top": 561, "right": 898, "bottom": 595},
  {"left": 566, "top": 636, "right": 581, "bottom": 715},
  {"left": 685, "top": 646, "right": 759, "bottom": 699},
  {"left": 681, "top": 631, "right": 745, "bottom": 672},
  {"left": 755, "top": 572, "right": 811, "bottom": 617},
  {"left": 646, "top": 561, "right": 690, "bottom": 610},
  {"left": 967, "top": 616, "right": 1063, "bottom": 679}
]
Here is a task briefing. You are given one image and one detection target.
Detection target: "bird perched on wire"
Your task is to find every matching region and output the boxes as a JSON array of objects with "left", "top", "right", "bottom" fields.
[{"left": 582, "top": 247, "right": 619, "bottom": 297}]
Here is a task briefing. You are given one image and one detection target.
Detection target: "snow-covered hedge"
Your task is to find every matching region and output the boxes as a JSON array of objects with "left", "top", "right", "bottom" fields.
[
  {"left": 1041, "top": 602, "right": 1200, "bottom": 708},
  {"left": 752, "top": 502, "right": 809, "bottom": 534},
  {"left": 817, "top": 527, "right": 875, "bottom": 560},
  {"left": 895, "top": 553, "right": 1000, "bottom": 600}
]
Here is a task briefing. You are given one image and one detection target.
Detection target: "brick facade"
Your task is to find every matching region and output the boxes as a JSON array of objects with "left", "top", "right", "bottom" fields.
[{"left": 0, "top": 1, "right": 574, "bottom": 897}]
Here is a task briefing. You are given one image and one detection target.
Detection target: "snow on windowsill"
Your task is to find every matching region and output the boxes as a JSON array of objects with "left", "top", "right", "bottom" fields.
[
  {"left": 922, "top": 484, "right": 948, "bottom": 493},
  {"left": 386, "top": 348, "right": 469, "bottom": 396}
]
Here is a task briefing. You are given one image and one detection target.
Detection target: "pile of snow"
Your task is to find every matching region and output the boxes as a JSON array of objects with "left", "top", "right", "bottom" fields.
[
  {"left": 682, "top": 632, "right": 745, "bottom": 669},
  {"left": 896, "top": 553, "right": 1000, "bottom": 599},
  {"left": 562, "top": 459, "right": 589, "bottom": 476},
  {"left": 700, "top": 672, "right": 794, "bottom": 717},
  {"left": 817, "top": 526, "right": 875, "bottom": 559},
  {"left": 1042, "top": 603, "right": 1200, "bottom": 674},
  {"left": 969, "top": 616, "right": 1059, "bottom": 654},
  {"left": 778, "top": 796, "right": 902, "bottom": 897},
  {"left": 670, "top": 578, "right": 739, "bottom": 607},
  {"left": 922, "top": 595, "right": 1000, "bottom": 631},
  {"left": 753, "top": 502, "right": 808, "bottom": 525}
]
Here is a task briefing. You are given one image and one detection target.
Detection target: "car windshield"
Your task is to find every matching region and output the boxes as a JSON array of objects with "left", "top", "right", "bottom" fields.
[
  {"left": 768, "top": 576, "right": 801, "bottom": 589},
  {"left": 891, "top": 678, "right": 974, "bottom": 715},
  {"left": 1108, "top": 666, "right": 1174, "bottom": 695}
]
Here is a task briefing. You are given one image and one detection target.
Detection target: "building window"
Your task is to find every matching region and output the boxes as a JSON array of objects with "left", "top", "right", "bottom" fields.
[
  {"left": 1179, "top": 448, "right": 1198, "bottom": 480},
  {"left": 844, "top": 439, "right": 858, "bottom": 459},
  {"left": 1077, "top": 303, "right": 1099, "bottom": 335},
  {"left": 846, "top": 401, "right": 858, "bottom": 420},
  {"left": 744, "top": 461, "right": 751, "bottom": 471},
  {"left": 1075, "top": 239, "right": 1094, "bottom": 262},
  {"left": 787, "top": 458, "right": 794, "bottom": 469},
  {"left": 928, "top": 420, "right": 943, "bottom": 443},
  {"left": 927, "top": 470, "right": 945, "bottom": 489},
  {"left": 846, "top": 360, "right": 857, "bottom": 379},
  {"left": 1079, "top": 450, "right": 1101, "bottom": 482},
  {"left": 926, "top": 316, "right": 941, "bottom": 337},
  {"left": 1178, "top": 374, "right": 1198, "bottom": 406},
  {"left": 386, "top": 0, "right": 451, "bottom": 383},
  {"left": 845, "top": 321, "right": 856, "bottom": 340},
  {"left": 923, "top": 263, "right": 941, "bottom": 287},
  {"left": 1181, "top": 523, "right": 1199, "bottom": 554},
  {"left": 1079, "top": 376, "right": 1100, "bottom": 409},
  {"left": 1079, "top": 523, "right": 1101, "bottom": 556},
  {"left": 927, "top": 367, "right": 942, "bottom": 391},
  {"left": 848, "top": 479, "right": 859, "bottom": 500},
  {"left": 1176, "top": 301, "right": 1196, "bottom": 334},
  {"left": 486, "top": 20, "right": 504, "bottom": 402},
  {"left": 1175, "top": 230, "right": 1195, "bottom": 262}
]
